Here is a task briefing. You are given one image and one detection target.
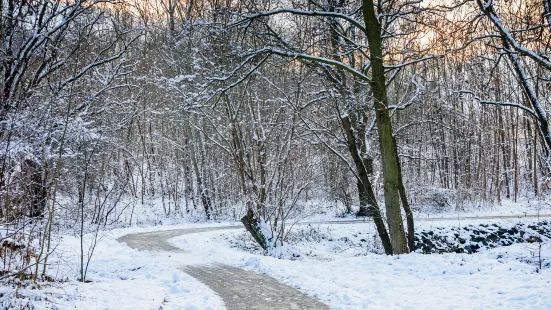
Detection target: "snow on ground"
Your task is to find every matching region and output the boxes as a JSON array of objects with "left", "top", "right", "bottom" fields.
[
  {"left": 2, "top": 200, "right": 550, "bottom": 309},
  {"left": 1, "top": 223, "right": 238, "bottom": 310},
  {"left": 295, "top": 198, "right": 551, "bottom": 224},
  {"left": 170, "top": 218, "right": 551, "bottom": 310},
  {"left": 413, "top": 198, "right": 551, "bottom": 219},
  {"left": 67, "top": 228, "right": 225, "bottom": 310}
]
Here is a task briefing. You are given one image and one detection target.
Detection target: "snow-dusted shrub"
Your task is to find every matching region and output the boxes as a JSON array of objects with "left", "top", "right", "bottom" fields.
[
  {"left": 0, "top": 228, "right": 42, "bottom": 280},
  {"left": 409, "top": 187, "right": 455, "bottom": 212},
  {"left": 286, "top": 224, "right": 331, "bottom": 244},
  {"left": 227, "top": 231, "right": 264, "bottom": 254}
]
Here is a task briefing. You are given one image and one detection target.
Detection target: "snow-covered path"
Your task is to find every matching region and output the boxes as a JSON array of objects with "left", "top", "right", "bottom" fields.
[
  {"left": 113, "top": 214, "right": 550, "bottom": 309},
  {"left": 117, "top": 227, "right": 329, "bottom": 310}
]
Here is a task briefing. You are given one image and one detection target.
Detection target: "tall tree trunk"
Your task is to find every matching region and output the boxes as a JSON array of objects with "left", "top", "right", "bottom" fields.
[
  {"left": 363, "top": 0, "right": 409, "bottom": 254},
  {"left": 188, "top": 122, "right": 211, "bottom": 219},
  {"left": 394, "top": 144, "right": 415, "bottom": 251},
  {"left": 342, "top": 116, "right": 393, "bottom": 255},
  {"left": 225, "top": 97, "right": 267, "bottom": 250}
]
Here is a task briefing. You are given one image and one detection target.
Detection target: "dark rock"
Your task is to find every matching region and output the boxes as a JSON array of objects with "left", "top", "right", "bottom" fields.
[
  {"left": 487, "top": 233, "right": 499, "bottom": 242},
  {"left": 454, "top": 247, "right": 464, "bottom": 254},
  {"left": 526, "top": 236, "right": 542, "bottom": 243},
  {"left": 414, "top": 221, "right": 547, "bottom": 256},
  {"left": 464, "top": 244, "right": 474, "bottom": 253},
  {"left": 472, "top": 236, "right": 485, "bottom": 243}
]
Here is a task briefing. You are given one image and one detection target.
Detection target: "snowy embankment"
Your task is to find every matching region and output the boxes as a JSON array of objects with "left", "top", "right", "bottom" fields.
[
  {"left": 2, "top": 201, "right": 550, "bottom": 309},
  {"left": 170, "top": 218, "right": 551, "bottom": 310},
  {"left": 1, "top": 223, "right": 237, "bottom": 310},
  {"left": 412, "top": 198, "right": 551, "bottom": 219}
]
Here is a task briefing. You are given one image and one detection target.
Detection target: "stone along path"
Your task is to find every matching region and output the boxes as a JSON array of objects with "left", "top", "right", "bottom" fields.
[
  {"left": 117, "top": 214, "right": 549, "bottom": 309},
  {"left": 117, "top": 227, "right": 328, "bottom": 310}
]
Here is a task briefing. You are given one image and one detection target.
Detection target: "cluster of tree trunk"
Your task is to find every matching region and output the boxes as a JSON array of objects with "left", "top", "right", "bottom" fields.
[{"left": 1, "top": 0, "right": 550, "bottom": 265}]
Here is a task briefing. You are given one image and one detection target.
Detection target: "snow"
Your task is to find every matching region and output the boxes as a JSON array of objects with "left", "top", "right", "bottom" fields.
[
  {"left": 413, "top": 198, "right": 551, "bottom": 219},
  {"left": 169, "top": 218, "right": 551, "bottom": 310},
  {"left": 1, "top": 223, "right": 231, "bottom": 310},
  {"left": 2, "top": 201, "right": 550, "bottom": 309},
  {"left": 168, "top": 74, "right": 196, "bottom": 84}
]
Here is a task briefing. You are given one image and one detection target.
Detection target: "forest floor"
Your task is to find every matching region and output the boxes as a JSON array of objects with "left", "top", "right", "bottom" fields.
[{"left": 2, "top": 202, "right": 551, "bottom": 309}]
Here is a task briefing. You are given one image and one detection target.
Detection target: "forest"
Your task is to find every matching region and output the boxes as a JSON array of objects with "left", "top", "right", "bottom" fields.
[{"left": 0, "top": 0, "right": 550, "bottom": 309}]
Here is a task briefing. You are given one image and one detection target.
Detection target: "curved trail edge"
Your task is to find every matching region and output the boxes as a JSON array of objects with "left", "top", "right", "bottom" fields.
[
  {"left": 117, "top": 213, "right": 550, "bottom": 309},
  {"left": 117, "top": 226, "right": 328, "bottom": 310}
]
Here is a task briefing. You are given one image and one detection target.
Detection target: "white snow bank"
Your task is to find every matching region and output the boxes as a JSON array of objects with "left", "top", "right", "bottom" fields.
[
  {"left": 170, "top": 218, "right": 551, "bottom": 310},
  {"left": 1, "top": 223, "right": 232, "bottom": 310}
]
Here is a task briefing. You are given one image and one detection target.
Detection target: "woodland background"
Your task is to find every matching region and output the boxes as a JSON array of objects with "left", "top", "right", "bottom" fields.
[{"left": 1, "top": 0, "right": 551, "bottom": 281}]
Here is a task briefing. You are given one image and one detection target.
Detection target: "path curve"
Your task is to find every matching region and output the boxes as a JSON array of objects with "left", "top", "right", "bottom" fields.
[
  {"left": 117, "top": 227, "right": 328, "bottom": 310},
  {"left": 117, "top": 213, "right": 550, "bottom": 309}
]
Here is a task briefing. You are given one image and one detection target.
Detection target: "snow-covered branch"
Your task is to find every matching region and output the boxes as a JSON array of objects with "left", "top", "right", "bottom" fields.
[{"left": 231, "top": 8, "right": 366, "bottom": 33}]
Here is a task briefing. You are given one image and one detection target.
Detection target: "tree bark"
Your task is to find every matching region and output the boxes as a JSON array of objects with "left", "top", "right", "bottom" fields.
[
  {"left": 363, "top": 0, "right": 409, "bottom": 254},
  {"left": 342, "top": 115, "right": 393, "bottom": 254},
  {"left": 394, "top": 144, "right": 415, "bottom": 251}
]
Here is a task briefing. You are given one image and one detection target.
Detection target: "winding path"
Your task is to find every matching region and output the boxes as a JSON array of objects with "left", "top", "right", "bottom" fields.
[
  {"left": 117, "top": 226, "right": 328, "bottom": 310},
  {"left": 116, "top": 213, "right": 550, "bottom": 309}
]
